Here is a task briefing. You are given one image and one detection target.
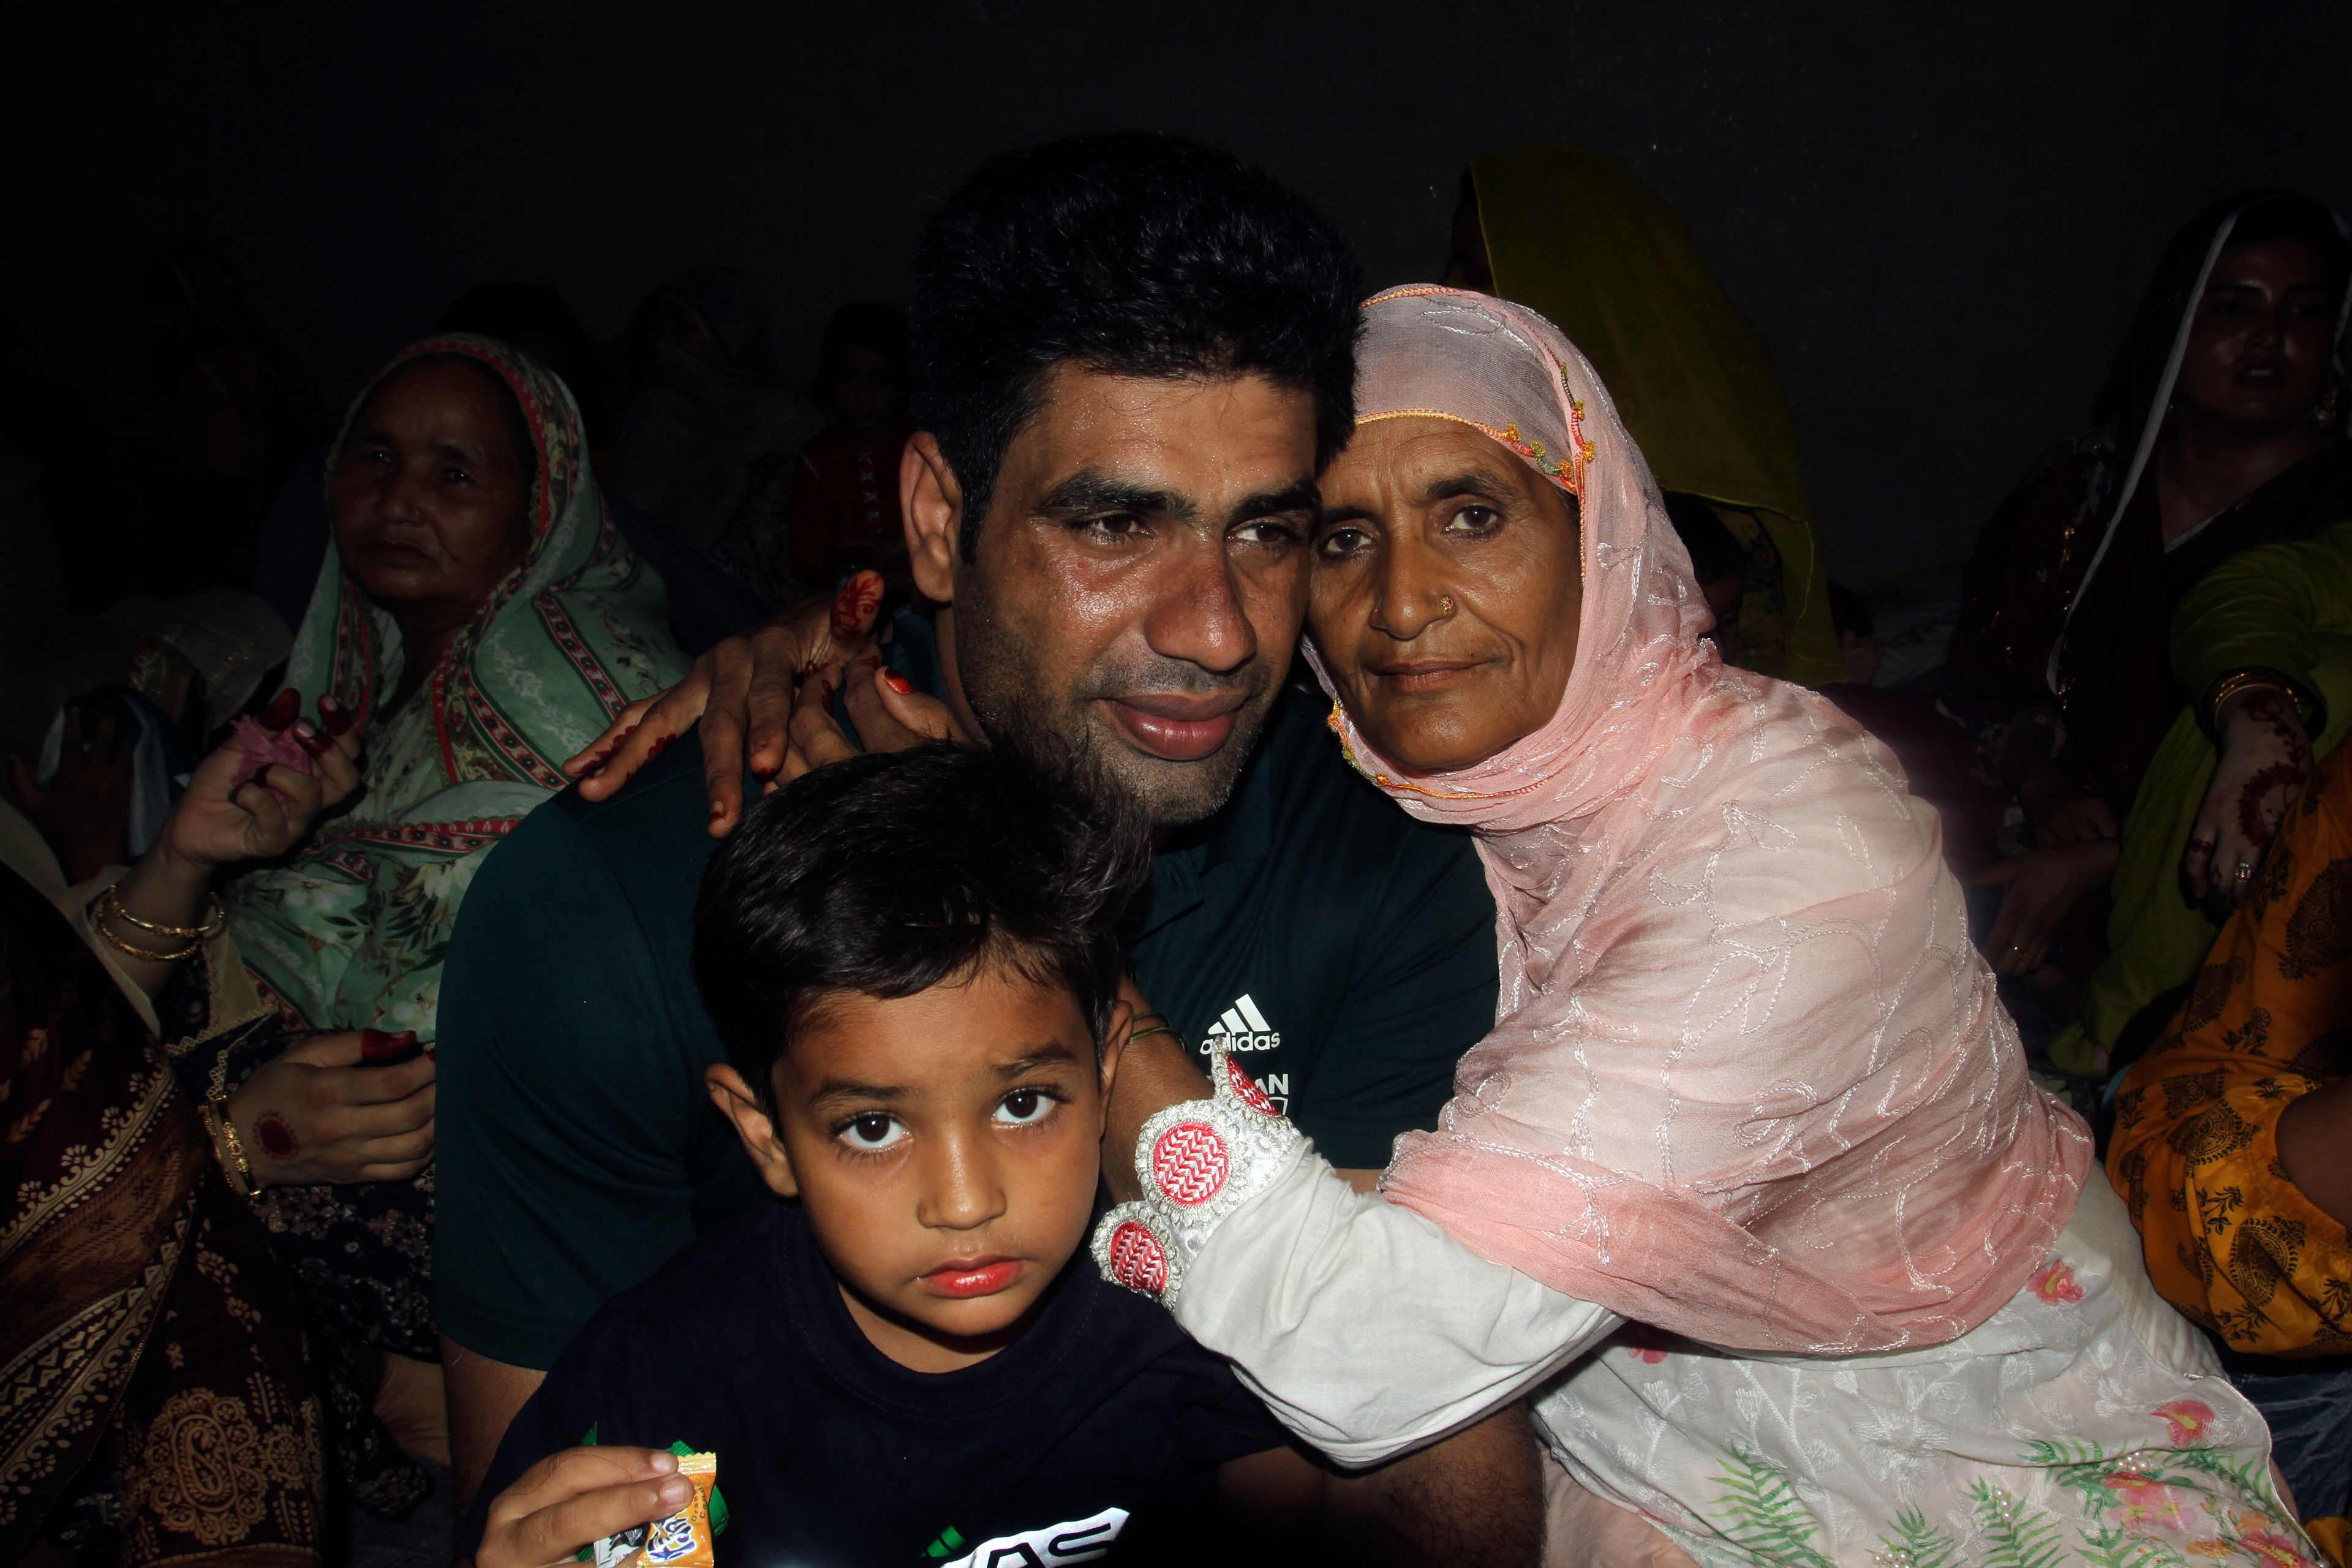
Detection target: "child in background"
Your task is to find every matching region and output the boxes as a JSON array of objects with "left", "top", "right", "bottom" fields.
[
  {"left": 788, "top": 303, "right": 914, "bottom": 592},
  {"left": 465, "top": 744, "right": 1423, "bottom": 1566},
  {"left": 1661, "top": 491, "right": 1751, "bottom": 668}
]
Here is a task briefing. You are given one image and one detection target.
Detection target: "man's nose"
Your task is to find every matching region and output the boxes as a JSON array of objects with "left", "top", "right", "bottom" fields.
[
  {"left": 915, "top": 1128, "right": 1008, "bottom": 1233},
  {"left": 1140, "top": 536, "right": 1257, "bottom": 676}
]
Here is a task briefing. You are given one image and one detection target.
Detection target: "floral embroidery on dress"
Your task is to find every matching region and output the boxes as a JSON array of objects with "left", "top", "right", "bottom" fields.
[
  {"left": 2032, "top": 1259, "right": 2086, "bottom": 1305},
  {"left": 2155, "top": 1399, "right": 2217, "bottom": 1446}
]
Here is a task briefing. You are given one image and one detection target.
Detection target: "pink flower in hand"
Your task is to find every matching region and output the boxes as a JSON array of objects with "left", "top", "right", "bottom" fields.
[
  {"left": 2031, "top": 1259, "right": 2084, "bottom": 1305},
  {"left": 2153, "top": 1398, "right": 2216, "bottom": 1446}
]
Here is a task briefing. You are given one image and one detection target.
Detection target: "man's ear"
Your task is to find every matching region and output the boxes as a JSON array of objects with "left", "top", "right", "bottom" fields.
[
  {"left": 902, "top": 432, "right": 962, "bottom": 606},
  {"left": 706, "top": 1063, "right": 799, "bottom": 1199}
]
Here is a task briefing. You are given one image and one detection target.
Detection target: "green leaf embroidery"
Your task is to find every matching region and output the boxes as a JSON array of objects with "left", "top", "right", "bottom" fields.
[
  {"left": 1969, "top": 1480, "right": 2067, "bottom": 1568},
  {"left": 1875, "top": 1509, "right": 1962, "bottom": 1568},
  {"left": 1709, "top": 1450, "right": 1835, "bottom": 1568}
]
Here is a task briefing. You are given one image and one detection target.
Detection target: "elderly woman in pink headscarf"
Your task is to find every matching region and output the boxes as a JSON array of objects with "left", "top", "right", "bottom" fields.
[{"left": 1090, "top": 288, "right": 2318, "bottom": 1562}]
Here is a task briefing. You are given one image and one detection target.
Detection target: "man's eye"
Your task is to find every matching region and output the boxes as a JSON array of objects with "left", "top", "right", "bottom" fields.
[
  {"left": 994, "top": 1088, "right": 1059, "bottom": 1126},
  {"left": 1080, "top": 514, "right": 1147, "bottom": 542},
  {"left": 1442, "top": 504, "right": 1502, "bottom": 535},
  {"left": 838, "top": 1112, "right": 907, "bottom": 1151},
  {"left": 440, "top": 467, "right": 474, "bottom": 485},
  {"left": 1232, "top": 518, "right": 1303, "bottom": 548},
  {"left": 1316, "top": 526, "right": 1371, "bottom": 559}
]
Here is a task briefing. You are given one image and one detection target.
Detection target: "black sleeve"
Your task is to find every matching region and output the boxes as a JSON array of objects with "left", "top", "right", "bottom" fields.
[{"left": 1167, "top": 1343, "right": 1292, "bottom": 1469}]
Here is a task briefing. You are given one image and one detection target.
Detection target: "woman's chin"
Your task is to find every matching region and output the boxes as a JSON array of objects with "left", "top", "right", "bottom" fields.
[{"left": 1355, "top": 714, "right": 1520, "bottom": 776}]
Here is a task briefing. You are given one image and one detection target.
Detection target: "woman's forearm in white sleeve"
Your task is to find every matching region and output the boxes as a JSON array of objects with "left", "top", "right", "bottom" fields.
[{"left": 1170, "top": 1145, "right": 1621, "bottom": 1468}]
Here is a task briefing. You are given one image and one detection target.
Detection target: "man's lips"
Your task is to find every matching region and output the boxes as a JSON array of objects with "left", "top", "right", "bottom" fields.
[
  {"left": 920, "top": 1258, "right": 1023, "bottom": 1298},
  {"left": 1370, "top": 658, "right": 1485, "bottom": 693},
  {"left": 1105, "top": 692, "right": 1248, "bottom": 762}
]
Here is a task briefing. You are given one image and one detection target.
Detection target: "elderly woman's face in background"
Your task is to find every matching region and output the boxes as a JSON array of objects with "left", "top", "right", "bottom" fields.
[
  {"left": 331, "top": 358, "right": 533, "bottom": 617},
  {"left": 1310, "top": 417, "right": 1581, "bottom": 774}
]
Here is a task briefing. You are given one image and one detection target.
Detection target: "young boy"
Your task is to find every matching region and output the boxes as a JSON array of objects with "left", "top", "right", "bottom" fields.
[{"left": 464, "top": 744, "right": 1335, "bottom": 1566}]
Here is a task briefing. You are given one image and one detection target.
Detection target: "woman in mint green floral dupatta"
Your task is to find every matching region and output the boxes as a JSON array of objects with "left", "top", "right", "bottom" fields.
[{"left": 225, "top": 334, "right": 688, "bottom": 1039}]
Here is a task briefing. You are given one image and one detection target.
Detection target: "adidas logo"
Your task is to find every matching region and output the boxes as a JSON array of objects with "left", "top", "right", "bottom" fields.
[{"left": 1202, "top": 993, "right": 1280, "bottom": 1054}]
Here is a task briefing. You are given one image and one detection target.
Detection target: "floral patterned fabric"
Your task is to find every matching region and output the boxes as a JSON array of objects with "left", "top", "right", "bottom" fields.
[
  {"left": 1537, "top": 1180, "right": 2315, "bottom": 1565},
  {"left": 224, "top": 333, "right": 690, "bottom": 1042},
  {"left": 0, "top": 859, "right": 323, "bottom": 1565},
  {"left": 2108, "top": 744, "right": 2352, "bottom": 1360}
]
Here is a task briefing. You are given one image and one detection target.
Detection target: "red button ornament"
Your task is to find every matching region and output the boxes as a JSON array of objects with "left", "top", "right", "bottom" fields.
[
  {"left": 1150, "top": 1120, "right": 1230, "bottom": 1205},
  {"left": 1224, "top": 1057, "right": 1280, "bottom": 1117},
  {"left": 1107, "top": 1220, "right": 1168, "bottom": 1295}
]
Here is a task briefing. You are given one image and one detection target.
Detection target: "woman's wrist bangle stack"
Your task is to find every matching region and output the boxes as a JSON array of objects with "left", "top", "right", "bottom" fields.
[
  {"left": 2204, "top": 668, "right": 2313, "bottom": 734},
  {"left": 88, "top": 884, "right": 225, "bottom": 963},
  {"left": 198, "top": 1094, "right": 263, "bottom": 1197}
]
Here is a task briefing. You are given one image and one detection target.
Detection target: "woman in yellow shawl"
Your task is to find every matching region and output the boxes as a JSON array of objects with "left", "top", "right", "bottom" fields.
[{"left": 1449, "top": 141, "right": 1843, "bottom": 684}]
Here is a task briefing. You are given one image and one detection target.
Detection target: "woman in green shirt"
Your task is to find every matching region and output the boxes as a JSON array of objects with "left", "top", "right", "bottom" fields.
[{"left": 2060, "top": 517, "right": 2352, "bottom": 1072}]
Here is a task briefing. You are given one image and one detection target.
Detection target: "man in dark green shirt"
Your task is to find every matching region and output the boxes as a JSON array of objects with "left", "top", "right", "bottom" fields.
[{"left": 435, "top": 134, "right": 1506, "bottom": 1516}]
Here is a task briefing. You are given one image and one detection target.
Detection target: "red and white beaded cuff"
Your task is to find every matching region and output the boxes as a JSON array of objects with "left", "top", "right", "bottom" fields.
[{"left": 1091, "top": 1049, "right": 1303, "bottom": 1305}]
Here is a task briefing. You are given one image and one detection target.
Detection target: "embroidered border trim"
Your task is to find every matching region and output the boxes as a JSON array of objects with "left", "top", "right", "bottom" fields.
[{"left": 1090, "top": 1050, "right": 1303, "bottom": 1308}]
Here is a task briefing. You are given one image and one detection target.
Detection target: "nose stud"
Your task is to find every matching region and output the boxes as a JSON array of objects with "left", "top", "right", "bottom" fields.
[{"left": 1438, "top": 595, "right": 1457, "bottom": 617}]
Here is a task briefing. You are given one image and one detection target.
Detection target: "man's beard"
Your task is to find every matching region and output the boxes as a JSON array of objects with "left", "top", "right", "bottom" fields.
[{"left": 954, "top": 590, "right": 1278, "bottom": 831}]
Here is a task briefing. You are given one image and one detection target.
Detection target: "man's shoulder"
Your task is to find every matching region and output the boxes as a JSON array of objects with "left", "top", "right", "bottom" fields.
[
  {"left": 564, "top": 1201, "right": 792, "bottom": 1360},
  {"left": 1243, "top": 687, "right": 1480, "bottom": 875}
]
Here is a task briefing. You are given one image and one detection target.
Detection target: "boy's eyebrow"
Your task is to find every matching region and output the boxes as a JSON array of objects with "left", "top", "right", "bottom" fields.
[
  {"left": 997, "top": 1042, "right": 1080, "bottom": 1076},
  {"left": 807, "top": 1077, "right": 912, "bottom": 1109}
]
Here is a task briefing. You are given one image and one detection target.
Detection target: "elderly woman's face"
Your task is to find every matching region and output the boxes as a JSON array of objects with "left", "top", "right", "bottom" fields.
[
  {"left": 1309, "top": 417, "right": 1581, "bottom": 774},
  {"left": 332, "top": 358, "right": 533, "bottom": 618}
]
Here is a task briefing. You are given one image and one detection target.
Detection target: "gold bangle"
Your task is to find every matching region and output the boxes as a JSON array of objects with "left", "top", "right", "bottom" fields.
[
  {"left": 87, "top": 902, "right": 200, "bottom": 963},
  {"left": 103, "top": 884, "right": 225, "bottom": 940},
  {"left": 209, "top": 1092, "right": 262, "bottom": 1196},
  {"left": 2204, "top": 669, "right": 2312, "bottom": 734}
]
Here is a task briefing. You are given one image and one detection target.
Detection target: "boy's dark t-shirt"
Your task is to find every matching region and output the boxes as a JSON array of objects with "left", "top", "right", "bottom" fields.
[{"left": 465, "top": 1198, "right": 1286, "bottom": 1567}]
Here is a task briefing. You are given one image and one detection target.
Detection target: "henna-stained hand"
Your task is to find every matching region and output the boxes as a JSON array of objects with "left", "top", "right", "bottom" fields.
[
  {"left": 225, "top": 1029, "right": 435, "bottom": 1187},
  {"left": 2185, "top": 687, "right": 2312, "bottom": 908},
  {"left": 563, "top": 571, "right": 888, "bottom": 835}
]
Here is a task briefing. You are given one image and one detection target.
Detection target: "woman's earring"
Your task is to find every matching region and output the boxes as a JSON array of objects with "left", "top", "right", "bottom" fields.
[{"left": 2312, "top": 374, "right": 2343, "bottom": 432}]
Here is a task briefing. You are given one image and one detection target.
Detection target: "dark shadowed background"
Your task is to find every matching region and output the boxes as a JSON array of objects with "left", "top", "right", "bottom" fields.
[{"left": 2, "top": 0, "right": 2343, "bottom": 587}]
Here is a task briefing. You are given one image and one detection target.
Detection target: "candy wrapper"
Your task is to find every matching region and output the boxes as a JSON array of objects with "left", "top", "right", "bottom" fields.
[
  {"left": 229, "top": 714, "right": 314, "bottom": 804},
  {"left": 590, "top": 1452, "right": 716, "bottom": 1568}
]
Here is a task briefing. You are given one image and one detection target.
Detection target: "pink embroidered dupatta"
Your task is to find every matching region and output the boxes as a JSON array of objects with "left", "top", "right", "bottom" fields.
[{"left": 1332, "top": 288, "right": 2090, "bottom": 1354}]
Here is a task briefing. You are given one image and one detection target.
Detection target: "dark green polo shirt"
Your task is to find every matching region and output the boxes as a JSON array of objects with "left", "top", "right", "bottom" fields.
[{"left": 435, "top": 685, "right": 1499, "bottom": 1370}]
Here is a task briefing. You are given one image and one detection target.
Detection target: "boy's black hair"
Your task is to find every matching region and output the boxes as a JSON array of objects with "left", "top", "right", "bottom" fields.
[
  {"left": 908, "top": 132, "right": 1362, "bottom": 562},
  {"left": 1660, "top": 491, "right": 1748, "bottom": 587},
  {"left": 693, "top": 743, "right": 1152, "bottom": 1107}
]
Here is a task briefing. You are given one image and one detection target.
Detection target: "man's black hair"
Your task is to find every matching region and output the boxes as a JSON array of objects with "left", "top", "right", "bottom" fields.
[
  {"left": 693, "top": 743, "right": 1152, "bottom": 1107},
  {"left": 909, "top": 132, "right": 1362, "bottom": 562}
]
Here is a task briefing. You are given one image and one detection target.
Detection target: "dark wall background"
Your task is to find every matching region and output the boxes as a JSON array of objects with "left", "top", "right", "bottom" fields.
[{"left": 3, "top": 0, "right": 2343, "bottom": 589}]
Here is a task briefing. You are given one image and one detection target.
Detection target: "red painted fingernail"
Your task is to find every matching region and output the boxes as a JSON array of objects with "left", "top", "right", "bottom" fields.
[
  {"left": 319, "top": 693, "right": 353, "bottom": 736},
  {"left": 883, "top": 670, "right": 914, "bottom": 695},
  {"left": 293, "top": 720, "right": 332, "bottom": 757},
  {"left": 360, "top": 1028, "right": 396, "bottom": 1058},
  {"left": 260, "top": 689, "right": 300, "bottom": 729}
]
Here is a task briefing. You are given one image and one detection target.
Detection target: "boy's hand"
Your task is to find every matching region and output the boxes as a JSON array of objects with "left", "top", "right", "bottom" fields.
[{"left": 474, "top": 1446, "right": 688, "bottom": 1568}]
